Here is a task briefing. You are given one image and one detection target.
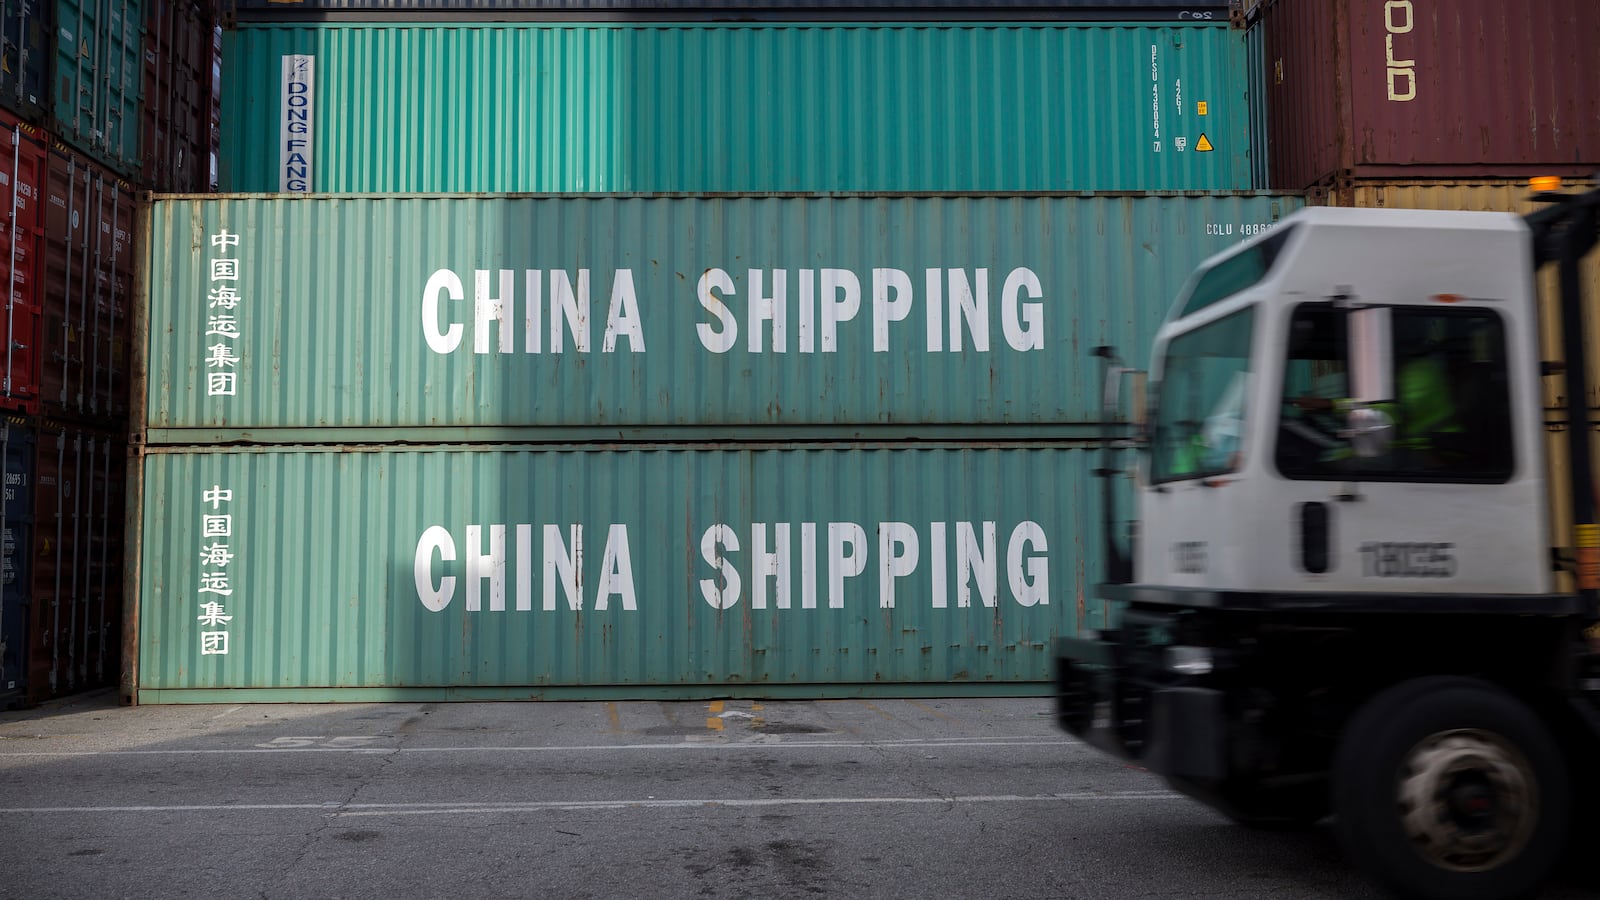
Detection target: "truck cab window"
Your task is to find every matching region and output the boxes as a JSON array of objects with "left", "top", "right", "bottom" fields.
[
  {"left": 1151, "top": 307, "right": 1255, "bottom": 484},
  {"left": 1178, "top": 225, "right": 1297, "bottom": 318},
  {"left": 1276, "top": 305, "right": 1513, "bottom": 482}
]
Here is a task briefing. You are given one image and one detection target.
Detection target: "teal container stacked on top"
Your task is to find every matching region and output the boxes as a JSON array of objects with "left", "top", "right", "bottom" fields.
[
  {"left": 219, "top": 20, "right": 1259, "bottom": 193},
  {"left": 52, "top": 0, "right": 145, "bottom": 176}
]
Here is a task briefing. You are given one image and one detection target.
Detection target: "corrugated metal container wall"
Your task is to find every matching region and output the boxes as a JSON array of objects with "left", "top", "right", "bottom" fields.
[
  {"left": 143, "top": 0, "right": 218, "bottom": 192},
  {"left": 53, "top": 0, "right": 145, "bottom": 177},
  {"left": 227, "top": 0, "right": 1233, "bottom": 14},
  {"left": 43, "top": 143, "right": 135, "bottom": 422},
  {"left": 1, "top": 0, "right": 52, "bottom": 124},
  {"left": 1318, "top": 180, "right": 1600, "bottom": 415},
  {"left": 0, "top": 112, "right": 46, "bottom": 412},
  {"left": 0, "top": 415, "right": 35, "bottom": 707},
  {"left": 134, "top": 444, "right": 1099, "bottom": 701},
  {"left": 142, "top": 193, "right": 1301, "bottom": 437},
  {"left": 27, "top": 418, "right": 122, "bottom": 705},
  {"left": 219, "top": 22, "right": 1258, "bottom": 193},
  {"left": 1259, "top": 0, "right": 1600, "bottom": 191}
]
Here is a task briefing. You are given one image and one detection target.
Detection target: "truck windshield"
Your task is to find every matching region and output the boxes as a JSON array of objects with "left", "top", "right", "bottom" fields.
[{"left": 1151, "top": 308, "right": 1255, "bottom": 483}]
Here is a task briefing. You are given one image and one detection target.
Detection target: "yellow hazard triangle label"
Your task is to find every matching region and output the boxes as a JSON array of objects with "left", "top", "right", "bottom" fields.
[{"left": 1195, "top": 134, "right": 1215, "bottom": 153}]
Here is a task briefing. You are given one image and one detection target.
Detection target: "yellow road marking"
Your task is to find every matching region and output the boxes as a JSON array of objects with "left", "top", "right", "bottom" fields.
[
  {"left": 605, "top": 702, "right": 622, "bottom": 734},
  {"left": 907, "top": 700, "right": 957, "bottom": 723},
  {"left": 859, "top": 701, "right": 898, "bottom": 722}
]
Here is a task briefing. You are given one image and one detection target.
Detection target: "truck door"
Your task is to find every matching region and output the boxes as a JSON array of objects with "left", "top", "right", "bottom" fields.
[{"left": 1272, "top": 302, "right": 1539, "bottom": 593}]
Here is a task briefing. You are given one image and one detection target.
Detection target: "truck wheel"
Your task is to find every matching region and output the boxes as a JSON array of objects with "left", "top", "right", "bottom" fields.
[{"left": 1333, "top": 677, "right": 1569, "bottom": 900}]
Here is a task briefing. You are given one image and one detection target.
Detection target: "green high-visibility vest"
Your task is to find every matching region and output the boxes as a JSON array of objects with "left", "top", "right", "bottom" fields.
[{"left": 1387, "top": 354, "right": 1462, "bottom": 451}]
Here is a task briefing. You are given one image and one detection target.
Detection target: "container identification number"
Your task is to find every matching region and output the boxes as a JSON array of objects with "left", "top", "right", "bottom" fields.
[{"left": 1206, "top": 222, "right": 1280, "bottom": 237}]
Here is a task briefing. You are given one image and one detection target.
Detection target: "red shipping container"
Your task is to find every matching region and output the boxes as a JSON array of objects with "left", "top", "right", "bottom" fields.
[
  {"left": 143, "top": 0, "right": 219, "bottom": 193},
  {"left": 25, "top": 419, "right": 124, "bottom": 705},
  {"left": 1259, "top": 0, "right": 1600, "bottom": 190},
  {"left": 42, "top": 143, "right": 135, "bottom": 422},
  {"left": 0, "top": 109, "right": 44, "bottom": 413}
]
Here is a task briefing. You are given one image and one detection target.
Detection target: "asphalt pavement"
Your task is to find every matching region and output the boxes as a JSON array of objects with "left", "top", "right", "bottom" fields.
[{"left": 1, "top": 691, "right": 1596, "bottom": 899}]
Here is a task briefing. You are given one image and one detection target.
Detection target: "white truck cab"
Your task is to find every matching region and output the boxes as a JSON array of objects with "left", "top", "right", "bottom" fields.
[
  {"left": 1057, "top": 188, "right": 1600, "bottom": 900},
  {"left": 1142, "top": 207, "right": 1551, "bottom": 599}
]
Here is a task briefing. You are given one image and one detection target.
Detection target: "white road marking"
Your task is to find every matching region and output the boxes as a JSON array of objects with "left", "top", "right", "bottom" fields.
[
  {"left": 0, "top": 737, "right": 1086, "bottom": 758},
  {"left": 0, "top": 792, "right": 1181, "bottom": 816}
]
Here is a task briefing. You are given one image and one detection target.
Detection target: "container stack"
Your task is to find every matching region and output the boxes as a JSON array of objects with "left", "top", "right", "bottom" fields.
[
  {"left": 123, "top": 1, "right": 1305, "bottom": 704},
  {"left": 0, "top": 0, "right": 221, "bottom": 707}
]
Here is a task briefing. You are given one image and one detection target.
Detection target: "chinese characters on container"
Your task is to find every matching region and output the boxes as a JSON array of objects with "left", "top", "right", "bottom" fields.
[
  {"left": 198, "top": 485, "right": 236, "bottom": 655},
  {"left": 206, "top": 230, "right": 242, "bottom": 397}
]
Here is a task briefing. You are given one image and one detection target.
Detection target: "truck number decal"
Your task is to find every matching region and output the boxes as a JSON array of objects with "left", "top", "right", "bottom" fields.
[
  {"left": 1359, "top": 542, "right": 1454, "bottom": 578},
  {"left": 1173, "top": 541, "right": 1209, "bottom": 574}
]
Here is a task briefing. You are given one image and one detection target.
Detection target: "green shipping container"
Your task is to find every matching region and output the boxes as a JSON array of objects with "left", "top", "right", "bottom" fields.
[
  {"left": 132, "top": 443, "right": 1105, "bottom": 701},
  {"left": 142, "top": 192, "right": 1301, "bottom": 440},
  {"left": 54, "top": 0, "right": 144, "bottom": 175},
  {"left": 220, "top": 21, "right": 1258, "bottom": 193}
]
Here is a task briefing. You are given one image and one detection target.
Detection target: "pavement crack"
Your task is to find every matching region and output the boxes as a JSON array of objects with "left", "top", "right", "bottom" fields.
[{"left": 288, "top": 744, "right": 403, "bottom": 869}]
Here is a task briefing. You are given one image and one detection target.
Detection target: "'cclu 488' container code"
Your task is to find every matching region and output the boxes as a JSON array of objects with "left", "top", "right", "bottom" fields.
[{"left": 139, "top": 192, "right": 1301, "bottom": 439}]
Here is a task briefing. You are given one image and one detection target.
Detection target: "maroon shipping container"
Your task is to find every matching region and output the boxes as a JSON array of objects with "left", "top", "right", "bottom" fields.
[
  {"left": 42, "top": 142, "right": 135, "bottom": 422},
  {"left": 0, "top": 110, "right": 45, "bottom": 414},
  {"left": 142, "top": 0, "right": 218, "bottom": 192},
  {"left": 24, "top": 418, "right": 124, "bottom": 705},
  {"left": 1259, "top": 0, "right": 1600, "bottom": 190}
]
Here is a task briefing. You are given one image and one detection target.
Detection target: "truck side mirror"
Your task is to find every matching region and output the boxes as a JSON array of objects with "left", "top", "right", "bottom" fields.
[
  {"left": 1347, "top": 306, "right": 1394, "bottom": 458},
  {"left": 1102, "top": 366, "right": 1149, "bottom": 430},
  {"left": 1093, "top": 346, "right": 1147, "bottom": 442},
  {"left": 1349, "top": 306, "right": 1393, "bottom": 404}
]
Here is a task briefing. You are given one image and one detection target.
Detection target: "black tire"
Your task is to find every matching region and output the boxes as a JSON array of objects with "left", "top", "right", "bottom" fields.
[{"left": 1333, "top": 677, "right": 1569, "bottom": 900}]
